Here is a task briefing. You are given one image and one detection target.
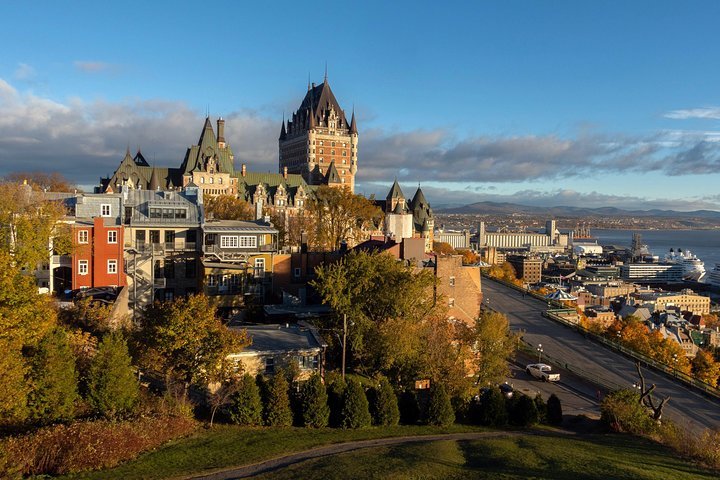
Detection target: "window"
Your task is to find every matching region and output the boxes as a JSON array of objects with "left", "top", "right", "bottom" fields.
[
  {"left": 331, "top": 150, "right": 335, "bottom": 155},
  {"left": 185, "top": 259, "right": 196, "bottom": 278},
  {"left": 164, "top": 259, "right": 175, "bottom": 279},
  {"left": 264, "top": 357, "right": 275, "bottom": 374},
  {"left": 107, "top": 230, "right": 117, "bottom": 244},
  {"left": 78, "top": 260, "right": 88, "bottom": 275},
  {"left": 449, "top": 298, "right": 455, "bottom": 307},
  {"left": 254, "top": 258, "right": 265, "bottom": 278},
  {"left": 342, "top": 150, "right": 346, "bottom": 156},
  {"left": 200, "top": 177, "right": 205, "bottom": 184},
  {"left": 207, "top": 275, "right": 217, "bottom": 287},
  {"left": 186, "top": 230, "right": 197, "bottom": 243},
  {"left": 101, "top": 204, "right": 111, "bottom": 217},
  {"left": 135, "top": 230, "right": 146, "bottom": 246},
  {"left": 107, "top": 259, "right": 117, "bottom": 274},
  {"left": 294, "top": 267, "right": 301, "bottom": 278},
  {"left": 331, "top": 141, "right": 335, "bottom": 147},
  {"left": 150, "top": 230, "right": 160, "bottom": 244},
  {"left": 218, "top": 177, "right": 222, "bottom": 184},
  {"left": 209, "top": 177, "right": 214, "bottom": 184},
  {"left": 449, "top": 276, "right": 455, "bottom": 287},
  {"left": 240, "top": 236, "right": 257, "bottom": 247},
  {"left": 78, "top": 230, "right": 88, "bottom": 244},
  {"left": 165, "top": 231, "right": 175, "bottom": 243},
  {"left": 220, "top": 235, "right": 239, "bottom": 248},
  {"left": 162, "top": 208, "right": 173, "bottom": 219},
  {"left": 319, "top": 149, "right": 324, "bottom": 154},
  {"left": 149, "top": 207, "right": 162, "bottom": 218}
]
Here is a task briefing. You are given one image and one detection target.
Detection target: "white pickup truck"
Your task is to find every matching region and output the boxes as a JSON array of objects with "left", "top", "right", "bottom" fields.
[{"left": 526, "top": 363, "right": 560, "bottom": 382}]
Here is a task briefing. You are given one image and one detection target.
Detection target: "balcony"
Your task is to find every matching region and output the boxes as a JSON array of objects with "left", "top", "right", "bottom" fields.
[
  {"left": 153, "top": 278, "right": 166, "bottom": 288},
  {"left": 126, "top": 242, "right": 198, "bottom": 254},
  {"left": 50, "top": 255, "right": 71, "bottom": 267}
]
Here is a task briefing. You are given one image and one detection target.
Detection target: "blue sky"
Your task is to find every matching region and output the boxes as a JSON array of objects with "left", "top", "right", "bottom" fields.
[{"left": 2, "top": 1, "right": 720, "bottom": 210}]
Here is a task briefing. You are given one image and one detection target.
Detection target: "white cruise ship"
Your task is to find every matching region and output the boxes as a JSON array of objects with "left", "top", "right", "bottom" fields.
[
  {"left": 709, "top": 263, "right": 720, "bottom": 287},
  {"left": 663, "top": 249, "right": 706, "bottom": 282}
]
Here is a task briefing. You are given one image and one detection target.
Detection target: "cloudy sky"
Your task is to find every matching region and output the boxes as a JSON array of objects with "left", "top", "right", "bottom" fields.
[{"left": 2, "top": 1, "right": 720, "bottom": 210}]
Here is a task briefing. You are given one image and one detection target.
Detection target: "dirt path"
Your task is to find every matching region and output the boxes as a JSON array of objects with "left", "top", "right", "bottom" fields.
[{"left": 188, "top": 431, "right": 526, "bottom": 480}]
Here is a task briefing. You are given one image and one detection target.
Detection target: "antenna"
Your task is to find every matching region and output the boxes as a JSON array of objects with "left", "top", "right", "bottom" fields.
[{"left": 324, "top": 62, "right": 328, "bottom": 82}]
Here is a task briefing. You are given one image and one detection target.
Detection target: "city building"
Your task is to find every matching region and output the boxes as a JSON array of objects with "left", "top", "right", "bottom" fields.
[
  {"left": 376, "top": 181, "right": 435, "bottom": 252},
  {"left": 630, "top": 289, "right": 710, "bottom": 316},
  {"left": 506, "top": 255, "right": 543, "bottom": 284},
  {"left": 428, "top": 254, "right": 483, "bottom": 324},
  {"left": 620, "top": 262, "right": 684, "bottom": 283},
  {"left": 435, "top": 228, "right": 471, "bottom": 250},
  {"left": 279, "top": 77, "right": 358, "bottom": 191},
  {"left": 476, "top": 220, "right": 568, "bottom": 253}
]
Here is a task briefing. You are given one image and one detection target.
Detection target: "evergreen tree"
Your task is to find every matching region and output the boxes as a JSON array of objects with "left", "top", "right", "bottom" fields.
[
  {"left": 341, "top": 379, "right": 372, "bottom": 429},
  {"left": 534, "top": 394, "right": 547, "bottom": 424},
  {"left": 229, "top": 373, "right": 263, "bottom": 426},
  {"left": 478, "top": 388, "right": 508, "bottom": 427},
  {"left": 399, "top": 389, "right": 420, "bottom": 425},
  {"left": 86, "top": 332, "right": 139, "bottom": 418},
  {"left": 300, "top": 373, "right": 330, "bottom": 428},
  {"left": 26, "top": 327, "right": 79, "bottom": 425},
  {"left": 547, "top": 393, "right": 563, "bottom": 425},
  {"left": 0, "top": 339, "right": 28, "bottom": 426},
  {"left": 426, "top": 384, "right": 455, "bottom": 426},
  {"left": 327, "top": 376, "right": 347, "bottom": 427},
  {"left": 370, "top": 377, "right": 400, "bottom": 426},
  {"left": 508, "top": 394, "right": 539, "bottom": 427},
  {"left": 264, "top": 372, "right": 293, "bottom": 427}
]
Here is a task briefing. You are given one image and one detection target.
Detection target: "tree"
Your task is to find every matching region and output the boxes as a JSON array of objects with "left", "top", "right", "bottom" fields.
[
  {"left": 0, "top": 339, "right": 29, "bottom": 426},
  {"left": 534, "top": 394, "right": 547, "bottom": 424},
  {"left": 460, "top": 249, "right": 480, "bottom": 265},
  {"left": 601, "top": 389, "right": 657, "bottom": 434},
  {"left": 370, "top": 377, "right": 400, "bottom": 426},
  {"left": 264, "top": 371, "right": 293, "bottom": 427},
  {"left": 432, "top": 242, "right": 455, "bottom": 255},
  {"left": 547, "top": 394, "right": 563, "bottom": 425},
  {"left": 398, "top": 390, "right": 420, "bottom": 425},
  {"left": 86, "top": 332, "right": 139, "bottom": 418},
  {"left": 426, "top": 384, "right": 455, "bottom": 426},
  {"left": 137, "top": 295, "right": 249, "bottom": 396},
  {"left": 327, "top": 376, "right": 347, "bottom": 427},
  {"left": 304, "top": 185, "right": 383, "bottom": 251},
  {"left": 472, "top": 311, "right": 517, "bottom": 387},
  {"left": 3, "top": 172, "right": 78, "bottom": 192},
  {"left": 341, "top": 380, "right": 372, "bottom": 429},
  {"left": 312, "top": 250, "right": 438, "bottom": 380},
  {"left": 26, "top": 327, "right": 79, "bottom": 425},
  {"left": 229, "top": 374, "right": 263, "bottom": 426},
  {"left": 691, "top": 350, "right": 720, "bottom": 387},
  {"left": 508, "top": 394, "right": 539, "bottom": 427},
  {"left": 300, "top": 373, "right": 330, "bottom": 428},
  {"left": 420, "top": 316, "right": 475, "bottom": 398},
  {"left": 204, "top": 194, "right": 254, "bottom": 221},
  {"left": 476, "top": 388, "right": 508, "bottom": 427}
]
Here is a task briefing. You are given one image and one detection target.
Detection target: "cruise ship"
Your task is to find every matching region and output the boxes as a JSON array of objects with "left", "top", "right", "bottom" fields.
[
  {"left": 663, "top": 248, "right": 706, "bottom": 282},
  {"left": 709, "top": 263, "right": 720, "bottom": 287}
]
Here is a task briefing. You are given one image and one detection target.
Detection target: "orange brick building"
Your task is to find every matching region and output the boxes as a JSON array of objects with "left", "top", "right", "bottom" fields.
[{"left": 72, "top": 217, "right": 126, "bottom": 290}]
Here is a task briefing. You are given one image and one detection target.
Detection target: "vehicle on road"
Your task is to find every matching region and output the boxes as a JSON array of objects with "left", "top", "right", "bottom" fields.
[
  {"left": 526, "top": 363, "right": 560, "bottom": 382},
  {"left": 499, "top": 382, "right": 514, "bottom": 398}
]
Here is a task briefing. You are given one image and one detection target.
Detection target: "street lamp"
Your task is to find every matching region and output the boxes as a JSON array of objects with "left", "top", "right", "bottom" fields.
[
  {"left": 616, "top": 331, "right": 622, "bottom": 345},
  {"left": 537, "top": 343, "right": 544, "bottom": 363},
  {"left": 672, "top": 353, "right": 678, "bottom": 376}
]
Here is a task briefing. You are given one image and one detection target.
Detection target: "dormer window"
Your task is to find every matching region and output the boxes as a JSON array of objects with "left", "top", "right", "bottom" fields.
[{"left": 101, "top": 204, "right": 111, "bottom": 217}]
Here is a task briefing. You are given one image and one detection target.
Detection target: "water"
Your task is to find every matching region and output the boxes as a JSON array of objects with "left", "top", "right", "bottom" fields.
[{"left": 592, "top": 229, "right": 720, "bottom": 280}]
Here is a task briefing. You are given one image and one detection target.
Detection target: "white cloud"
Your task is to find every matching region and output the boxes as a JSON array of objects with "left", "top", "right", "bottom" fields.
[
  {"left": 664, "top": 107, "right": 720, "bottom": 120},
  {"left": 13, "top": 63, "right": 36, "bottom": 81}
]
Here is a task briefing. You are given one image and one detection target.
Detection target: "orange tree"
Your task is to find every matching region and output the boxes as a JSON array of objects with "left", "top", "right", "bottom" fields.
[{"left": 204, "top": 194, "right": 254, "bottom": 221}]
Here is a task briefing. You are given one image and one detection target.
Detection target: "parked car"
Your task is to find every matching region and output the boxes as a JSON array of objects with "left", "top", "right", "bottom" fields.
[
  {"left": 525, "top": 363, "right": 560, "bottom": 382},
  {"left": 498, "top": 382, "right": 514, "bottom": 398}
]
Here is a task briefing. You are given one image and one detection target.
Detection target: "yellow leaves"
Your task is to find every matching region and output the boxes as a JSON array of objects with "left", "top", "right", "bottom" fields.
[{"left": 204, "top": 195, "right": 254, "bottom": 221}]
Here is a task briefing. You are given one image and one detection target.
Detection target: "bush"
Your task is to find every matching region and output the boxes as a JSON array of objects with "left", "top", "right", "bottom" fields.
[
  {"left": 228, "top": 374, "right": 262, "bottom": 426},
  {"left": 0, "top": 416, "right": 195, "bottom": 476},
  {"left": 547, "top": 394, "right": 563, "bottom": 425},
  {"left": 370, "top": 377, "right": 400, "bottom": 426},
  {"left": 264, "top": 372, "right": 293, "bottom": 427},
  {"left": 477, "top": 388, "right": 508, "bottom": 427},
  {"left": 26, "top": 327, "right": 79, "bottom": 425},
  {"left": 508, "top": 394, "right": 539, "bottom": 427},
  {"left": 300, "top": 374, "right": 330, "bottom": 428},
  {"left": 426, "top": 384, "right": 455, "bottom": 426},
  {"left": 533, "top": 394, "right": 547, "bottom": 424},
  {"left": 86, "top": 332, "right": 139, "bottom": 419},
  {"left": 399, "top": 390, "right": 420, "bottom": 425},
  {"left": 327, "top": 376, "right": 347, "bottom": 428},
  {"left": 600, "top": 389, "right": 656, "bottom": 435},
  {"left": 341, "top": 380, "right": 372, "bottom": 429}
]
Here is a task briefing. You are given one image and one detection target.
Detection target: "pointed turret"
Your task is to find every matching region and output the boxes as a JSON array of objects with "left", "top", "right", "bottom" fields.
[
  {"left": 386, "top": 179, "right": 404, "bottom": 201},
  {"left": 308, "top": 108, "right": 316, "bottom": 129},
  {"left": 325, "top": 161, "right": 341, "bottom": 185},
  {"left": 350, "top": 110, "right": 357, "bottom": 134},
  {"left": 279, "top": 119, "right": 287, "bottom": 141},
  {"left": 148, "top": 167, "right": 161, "bottom": 191}
]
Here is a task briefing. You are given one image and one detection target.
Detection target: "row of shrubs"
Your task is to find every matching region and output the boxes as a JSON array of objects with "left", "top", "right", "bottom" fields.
[{"left": 222, "top": 372, "right": 563, "bottom": 430}]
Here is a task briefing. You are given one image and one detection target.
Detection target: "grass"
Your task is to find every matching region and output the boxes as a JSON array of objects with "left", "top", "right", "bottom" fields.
[
  {"left": 61, "top": 424, "right": 485, "bottom": 480},
  {"left": 252, "top": 434, "right": 718, "bottom": 480}
]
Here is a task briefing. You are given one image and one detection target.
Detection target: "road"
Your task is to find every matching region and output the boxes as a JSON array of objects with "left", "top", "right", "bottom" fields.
[{"left": 483, "top": 277, "right": 720, "bottom": 433}]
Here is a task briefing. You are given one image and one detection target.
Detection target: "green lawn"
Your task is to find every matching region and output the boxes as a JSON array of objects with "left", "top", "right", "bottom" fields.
[
  {"left": 252, "top": 434, "right": 717, "bottom": 480},
  {"left": 62, "top": 424, "right": 485, "bottom": 480}
]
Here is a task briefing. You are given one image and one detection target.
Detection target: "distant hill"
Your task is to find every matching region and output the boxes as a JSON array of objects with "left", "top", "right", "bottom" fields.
[{"left": 437, "top": 201, "right": 720, "bottom": 219}]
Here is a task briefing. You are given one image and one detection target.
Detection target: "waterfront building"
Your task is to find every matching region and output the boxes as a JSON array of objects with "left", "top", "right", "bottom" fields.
[
  {"left": 435, "top": 228, "right": 471, "bottom": 250},
  {"left": 619, "top": 262, "right": 684, "bottom": 283},
  {"left": 476, "top": 220, "right": 568, "bottom": 253}
]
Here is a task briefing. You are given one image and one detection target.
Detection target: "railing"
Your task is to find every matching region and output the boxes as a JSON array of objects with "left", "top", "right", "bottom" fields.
[
  {"left": 206, "top": 285, "right": 243, "bottom": 296},
  {"left": 153, "top": 278, "right": 166, "bottom": 288},
  {"left": 203, "top": 244, "right": 274, "bottom": 254},
  {"left": 51, "top": 255, "right": 71, "bottom": 266},
  {"left": 125, "top": 242, "right": 197, "bottom": 253},
  {"left": 484, "top": 272, "right": 720, "bottom": 400}
]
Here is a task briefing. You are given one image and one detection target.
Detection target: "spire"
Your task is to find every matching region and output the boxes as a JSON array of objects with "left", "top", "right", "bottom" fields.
[
  {"left": 307, "top": 108, "right": 316, "bottom": 129},
  {"left": 324, "top": 62, "right": 328, "bottom": 83},
  {"left": 279, "top": 115, "right": 287, "bottom": 140},
  {"left": 350, "top": 108, "right": 357, "bottom": 134},
  {"left": 386, "top": 179, "right": 405, "bottom": 201},
  {"left": 148, "top": 167, "right": 161, "bottom": 191}
]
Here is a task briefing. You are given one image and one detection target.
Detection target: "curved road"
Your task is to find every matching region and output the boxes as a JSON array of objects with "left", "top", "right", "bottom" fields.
[{"left": 483, "top": 277, "right": 720, "bottom": 433}]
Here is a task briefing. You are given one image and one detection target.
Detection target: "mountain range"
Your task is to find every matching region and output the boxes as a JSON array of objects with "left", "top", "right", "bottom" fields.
[{"left": 436, "top": 201, "right": 720, "bottom": 219}]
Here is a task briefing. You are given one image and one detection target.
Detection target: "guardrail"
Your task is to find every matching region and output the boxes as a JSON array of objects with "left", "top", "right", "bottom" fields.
[{"left": 484, "top": 272, "right": 720, "bottom": 400}]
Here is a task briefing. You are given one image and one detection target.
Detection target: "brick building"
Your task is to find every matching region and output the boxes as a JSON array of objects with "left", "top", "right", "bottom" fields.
[
  {"left": 72, "top": 217, "right": 126, "bottom": 290},
  {"left": 506, "top": 255, "right": 542, "bottom": 284}
]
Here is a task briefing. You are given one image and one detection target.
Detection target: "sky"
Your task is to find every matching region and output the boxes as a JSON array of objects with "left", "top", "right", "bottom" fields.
[{"left": 2, "top": 1, "right": 720, "bottom": 210}]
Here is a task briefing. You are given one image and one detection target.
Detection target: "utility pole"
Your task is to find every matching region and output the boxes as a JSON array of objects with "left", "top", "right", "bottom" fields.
[{"left": 342, "top": 313, "right": 347, "bottom": 380}]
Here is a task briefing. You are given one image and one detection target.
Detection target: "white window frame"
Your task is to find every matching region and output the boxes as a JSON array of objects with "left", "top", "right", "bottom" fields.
[
  {"left": 78, "top": 230, "right": 88, "bottom": 244},
  {"left": 254, "top": 258, "right": 265, "bottom": 278},
  {"left": 449, "top": 276, "right": 455, "bottom": 287},
  {"left": 107, "top": 230, "right": 117, "bottom": 244},
  {"left": 220, "top": 235, "right": 239, "bottom": 248},
  {"left": 101, "top": 204, "right": 111, "bottom": 217},
  {"left": 239, "top": 236, "right": 257, "bottom": 248},
  {"left": 78, "top": 260, "right": 88, "bottom": 275},
  {"left": 107, "top": 259, "right": 117, "bottom": 274}
]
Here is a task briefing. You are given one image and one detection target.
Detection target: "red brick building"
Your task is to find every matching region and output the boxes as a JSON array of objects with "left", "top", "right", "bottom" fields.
[{"left": 72, "top": 217, "right": 126, "bottom": 290}]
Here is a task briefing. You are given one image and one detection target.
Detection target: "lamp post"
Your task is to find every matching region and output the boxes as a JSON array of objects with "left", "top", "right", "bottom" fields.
[
  {"left": 537, "top": 343, "right": 543, "bottom": 363},
  {"left": 672, "top": 353, "right": 678, "bottom": 377},
  {"left": 342, "top": 313, "right": 347, "bottom": 381}
]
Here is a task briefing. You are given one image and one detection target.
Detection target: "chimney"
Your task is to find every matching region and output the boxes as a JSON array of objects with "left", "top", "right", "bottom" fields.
[
  {"left": 241, "top": 163, "right": 246, "bottom": 177},
  {"left": 283, "top": 166, "right": 288, "bottom": 179},
  {"left": 217, "top": 118, "right": 226, "bottom": 148}
]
